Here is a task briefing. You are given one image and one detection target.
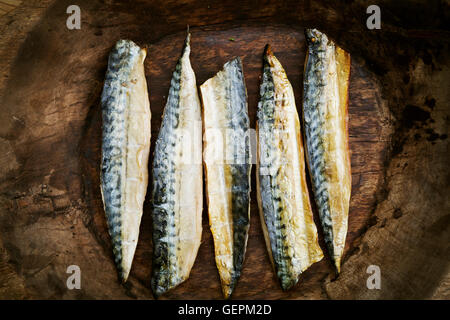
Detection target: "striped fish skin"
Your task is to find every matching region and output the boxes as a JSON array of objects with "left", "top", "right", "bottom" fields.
[
  {"left": 151, "top": 33, "right": 203, "bottom": 298},
  {"left": 303, "top": 29, "right": 351, "bottom": 273},
  {"left": 256, "top": 45, "right": 323, "bottom": 291},
  {"left": 100, "top": 39, "right": 151, "bottom": 282},
  {"left": 200, "top": 57, "right": 251, "bottom": 299}
]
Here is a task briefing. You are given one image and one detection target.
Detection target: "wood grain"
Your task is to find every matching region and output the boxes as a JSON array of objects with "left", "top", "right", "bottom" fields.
[{"left": 0, "top": 0, "right": 448, "bottom": 299}]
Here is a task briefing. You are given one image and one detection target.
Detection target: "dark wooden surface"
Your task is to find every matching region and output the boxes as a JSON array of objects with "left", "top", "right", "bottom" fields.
[{"left": 0, "top": 0, "right": 448, "bottom": 299}]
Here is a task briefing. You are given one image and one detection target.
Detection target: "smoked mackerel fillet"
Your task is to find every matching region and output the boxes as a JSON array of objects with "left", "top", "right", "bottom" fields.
[
  {"left": 256, "top": 45, "right": 323, "bottom": 291},
  {"left": 303, "top": 29, "right": 351, "bottom": 273},
  {"left": 200, "top": 57, "right": 251, "bottom": 299},
  {"left": 151, "top": 33, "right": 203, "bottom": 298},
  {"left": 100, "top": 40, "right": 151, "bottom": 282}
]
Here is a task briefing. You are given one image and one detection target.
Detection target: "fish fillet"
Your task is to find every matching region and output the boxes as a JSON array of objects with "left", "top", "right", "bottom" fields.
[
  {"left": 100, "top": 39, "right": 151, "bottom": 282},
  {"left": 201, "top": 57, "right": 251, "bottom": 299},
  {"left": 256, "top": 45, "right": 323, "bottom": 291},
  {"left": 151, "top": 33, "right": 203, "bottom": 298},
  {"left": 302, "top": 29, "right": 351, "bottom": 273}
]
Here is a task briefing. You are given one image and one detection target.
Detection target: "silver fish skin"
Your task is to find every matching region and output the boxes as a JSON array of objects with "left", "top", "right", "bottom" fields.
[
  {"left": 100, "top": 39, "right": 151, "bottom": 282},
  {"left": 303, "top": 29, "right": 351, "bottom": 273},
  {"left": 201, "top": 57, "right": 251, "bottom": 299},
  {"left": 256, "top": 45, "right": 323, "bottom": 291},
  {"left": 151, "top": 33, "right": 203, "bottom": 298}
]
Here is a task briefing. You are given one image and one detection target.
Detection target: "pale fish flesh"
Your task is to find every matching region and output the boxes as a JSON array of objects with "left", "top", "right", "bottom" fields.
[
  {"left": 151, "top": 33, "right": 203, "bottom": 298},
  {"left": 100, "top": 39, "right": 151, "bottom": 282},
  {"left": 303, "top": 29, "right": 351, "bottom": 273},
  {"left": 200, "top": 57, "right": 251, "bottom": 299},
  {"left": 257, "top": 45, "right": 323, "bottom": 291}
]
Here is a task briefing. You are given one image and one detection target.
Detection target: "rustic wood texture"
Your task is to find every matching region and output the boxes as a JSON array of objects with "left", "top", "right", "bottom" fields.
[
  {"left": 0, "top": 1, "right": 21, "bottom": 17},
  {"left": 0, "top": 0, "right": 448, "bottom": 299}
]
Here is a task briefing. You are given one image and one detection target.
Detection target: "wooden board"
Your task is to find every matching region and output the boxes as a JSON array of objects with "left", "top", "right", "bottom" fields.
[
  {"left": 0, "top": 0, "right": 448, "bottom": 299},
  {"left": 79, "top": 26, "right": 388, "bottom": 300}
]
